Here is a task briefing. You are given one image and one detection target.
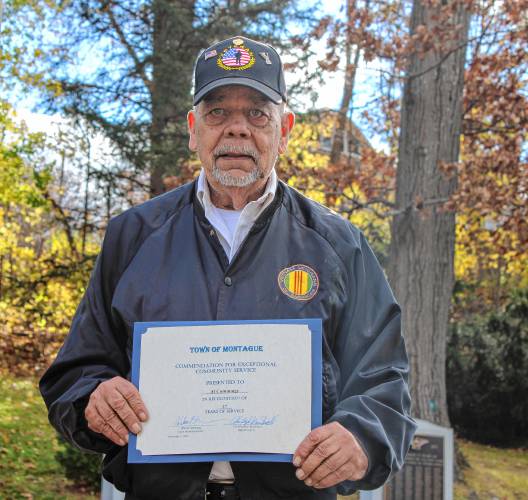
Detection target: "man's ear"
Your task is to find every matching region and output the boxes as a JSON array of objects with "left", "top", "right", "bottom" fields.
[
  {"left": 188, "top": 110, "right": 197, "bottom": 151},
  {"left": 278, "top": 111, "right": 295, "bottom": 154}
]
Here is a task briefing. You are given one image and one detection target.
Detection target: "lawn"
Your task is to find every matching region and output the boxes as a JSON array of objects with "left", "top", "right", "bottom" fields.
[
  {"left": 338, "top": 440, "right": 528, "bottom": 500},
  {"left": 1, "top": 372, "right": 526, "bottom": 499},
  {"left": 454, "top": 440, "right": 528, "bottom": 500},
  {"left": 0, "top": 374, "right": 97, "bottom": 500}
]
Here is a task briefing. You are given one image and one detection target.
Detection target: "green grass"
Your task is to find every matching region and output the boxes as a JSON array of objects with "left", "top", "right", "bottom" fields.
[
  {"left": 336, "top": 440, "right": 528, "bottom": 500},
  {"left": 0, "top": 373, "right": 97, "bottom": 500},
  {"left": 1, "top": 372, "right": 527, "bottom": 499},
  {"left": 455, "top": 439, "right": 528, "bottom": 500}
]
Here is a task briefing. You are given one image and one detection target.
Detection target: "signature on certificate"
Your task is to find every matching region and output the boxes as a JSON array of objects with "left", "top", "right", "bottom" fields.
[{"left": 172, "top": 415, "right": 278, "bottom": 428}]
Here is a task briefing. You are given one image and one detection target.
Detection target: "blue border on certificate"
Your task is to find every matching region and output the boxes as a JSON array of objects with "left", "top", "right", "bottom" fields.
[{"left": 128, "top": 319, "right": 322, "bottom": 464}]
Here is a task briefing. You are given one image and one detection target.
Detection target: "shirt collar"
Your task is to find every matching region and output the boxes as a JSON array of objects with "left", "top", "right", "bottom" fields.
[{"left": 196, "top": 168, "right": 277, "bottom": 211}]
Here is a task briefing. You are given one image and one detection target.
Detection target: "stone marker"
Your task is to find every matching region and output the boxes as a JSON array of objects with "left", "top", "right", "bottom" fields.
[{"left": 360, "top": 419, "right": 454, "bottom": 500}]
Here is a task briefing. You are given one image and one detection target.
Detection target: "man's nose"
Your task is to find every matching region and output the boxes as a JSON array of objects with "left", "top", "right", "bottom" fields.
[{"left": 223, "top": 112, "right": 251, "bottom": 138}]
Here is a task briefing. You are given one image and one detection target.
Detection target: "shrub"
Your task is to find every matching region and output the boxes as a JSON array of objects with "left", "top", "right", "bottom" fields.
[
  {"left": 55, "top": 435, "right": 102, "bottom": 492},
  {"left": 447, "top": 289, "right": 528, "bottom": 446}
]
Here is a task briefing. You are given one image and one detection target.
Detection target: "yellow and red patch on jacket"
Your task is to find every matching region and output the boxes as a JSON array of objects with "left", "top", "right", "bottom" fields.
[{"left": 278, "top": 264, "right": 319, "bottom": 301}]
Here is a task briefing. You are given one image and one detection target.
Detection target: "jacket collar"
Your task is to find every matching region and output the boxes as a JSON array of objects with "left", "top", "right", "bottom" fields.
[{"left": 192, "top": 177, "right": 284, "bottom": 233}]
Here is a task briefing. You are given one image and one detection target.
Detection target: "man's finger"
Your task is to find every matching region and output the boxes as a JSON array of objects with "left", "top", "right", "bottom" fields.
[
  {"left": 312, "top": 462, "right": 352, "bottom": 489},
  {"left": 293, "top": 425, "right": 332, "bottom": 466},
  {"left": 84, "top": 376, "right": 149, "bottom": 446},
  {"left": 86, "top": 405, "right": 127, "bottom": 446},
  {"left": 303, "top": 449, "right": 350, "bottom": 486},
  {"left": 294, "top": 436, "right": 340, "bottom": 480},
  {"left": 116, "top": 382, "right": 148, "bottom": 422},
  {"left": 109, "top": 388, "right": 143, "bottom": 434},
  {"left": 95, "top": 399, "right": 129, "bottom": 442}
]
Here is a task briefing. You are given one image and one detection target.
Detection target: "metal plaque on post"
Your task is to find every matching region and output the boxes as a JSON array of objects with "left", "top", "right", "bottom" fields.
[{"left": 360, "top": 419, "right": 454, "bottom": 500}]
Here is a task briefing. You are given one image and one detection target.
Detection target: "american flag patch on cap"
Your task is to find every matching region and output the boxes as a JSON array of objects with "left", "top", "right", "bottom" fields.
[
  {"left": 204, "top": 49, "right": 217, "bottom": 60},
  {"left": 217, "top": 44, "right": 255, "bottom": 71}
]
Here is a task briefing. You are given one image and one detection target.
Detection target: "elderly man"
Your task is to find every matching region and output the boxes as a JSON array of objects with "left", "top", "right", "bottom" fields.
[{"left": 40, "top": 36, "right": 415, "bottom": 500}]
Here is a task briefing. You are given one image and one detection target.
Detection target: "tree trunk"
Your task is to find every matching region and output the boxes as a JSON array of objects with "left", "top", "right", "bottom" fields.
[
  {"left": 387, "top": 0, "right": 471, "bottom": 426},
  {"left": 150, "top": 0, "right": 197, "bottom": 197},
  {"left": 330, "top": 0, "right": 362, "bottom": 165},
  {"left": 82, "top": 162, "right": 90, "bottom": 256}
]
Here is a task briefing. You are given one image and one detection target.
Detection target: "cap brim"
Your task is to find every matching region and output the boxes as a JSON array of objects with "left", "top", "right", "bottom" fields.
[{"left": 194, "top": 77, "right": 283, "bottom": 105}]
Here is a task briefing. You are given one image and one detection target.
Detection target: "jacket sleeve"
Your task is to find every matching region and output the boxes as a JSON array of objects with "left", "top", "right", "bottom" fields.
[
  {"left": 329, "top": 231, "right": 416, "bottom": 493},
  {"left": 39, "top": 216, "right": 131, "bottom": 454}
]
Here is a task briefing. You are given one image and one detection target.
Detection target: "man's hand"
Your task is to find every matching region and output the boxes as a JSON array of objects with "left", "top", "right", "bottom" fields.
[
  {"left": 84, "top": 376, "right": 148, "bottom": 446},
  {"left": 293, "top": 422, "right": 368, "bottom": 489}
]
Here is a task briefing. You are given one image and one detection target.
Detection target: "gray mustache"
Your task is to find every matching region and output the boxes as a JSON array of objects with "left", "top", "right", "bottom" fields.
[{"left": 213, "top": 145, "right": 259, "bottom": 162}]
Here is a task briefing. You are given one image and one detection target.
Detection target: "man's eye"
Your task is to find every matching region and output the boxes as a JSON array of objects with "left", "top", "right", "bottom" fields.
[
  {"left": 248, "top": 109, "right": 270, "bottom": 125},
  {"left": 204, "top": 108, "right": 227, "bottom": 124}
]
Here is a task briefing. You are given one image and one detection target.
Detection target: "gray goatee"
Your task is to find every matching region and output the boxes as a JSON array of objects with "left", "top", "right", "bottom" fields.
[{"left": 212, "top": 145, "right": 262, "bottom": 187}]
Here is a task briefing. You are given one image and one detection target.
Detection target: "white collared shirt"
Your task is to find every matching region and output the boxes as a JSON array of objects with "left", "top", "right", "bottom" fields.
[
  {"left": 196, "top": 168, "right": 278, "bottom": 262},
  {"left": 196, "top": 167, "right": 278, "bottom": 482}
]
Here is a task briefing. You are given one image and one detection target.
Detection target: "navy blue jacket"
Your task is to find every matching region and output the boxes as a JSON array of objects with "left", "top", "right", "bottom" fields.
[{"left": 40, "top": 180, "right": 416, "bottom": 500}]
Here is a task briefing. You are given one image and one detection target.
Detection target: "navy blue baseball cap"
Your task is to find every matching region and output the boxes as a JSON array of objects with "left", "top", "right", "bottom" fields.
[{"left": 193, "top": 36, "right": 287, "bottom": 105}]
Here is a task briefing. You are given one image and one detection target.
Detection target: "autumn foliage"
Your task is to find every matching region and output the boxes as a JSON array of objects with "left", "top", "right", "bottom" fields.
[
  {"left": 0, "top": 103, "right": 99, "bottom": 374},
  {"left": 0, "top": 0, "right": 526, "bottom": 388},
  {"left": 281, "top": 0, "right": 528, "bottom": 315}
]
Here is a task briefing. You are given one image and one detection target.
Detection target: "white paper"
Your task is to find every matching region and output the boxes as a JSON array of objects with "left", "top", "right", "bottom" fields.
[{"left": 136, "top": 323, "right": 311, "bottom": 455}]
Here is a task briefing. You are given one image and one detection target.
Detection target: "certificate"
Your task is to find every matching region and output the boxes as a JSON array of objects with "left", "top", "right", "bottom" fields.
[{"left": 128, "top": 319, "right": 322, "bottom": 463}]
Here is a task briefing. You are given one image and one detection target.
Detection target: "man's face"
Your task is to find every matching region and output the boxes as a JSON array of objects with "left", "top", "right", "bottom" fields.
[{"left": 188, "top": 86, "right": 294, "bottom": 192}]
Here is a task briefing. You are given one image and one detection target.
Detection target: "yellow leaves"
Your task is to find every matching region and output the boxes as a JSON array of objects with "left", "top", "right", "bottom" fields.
[
  {"left": 302, "top": 187, "right": 326, "bottom": 205},
  {"left": 0, "top": 225, "right": 19, "bottom": 253},
  {"left": 49, "top": 80, "right": 63, "bottom": 97},
  {"left": 0, "top": 102, "right": 97, "bottom": 374},
  {"left": 50, "top": 232, "right": 70, "bottom": 254},
  {"left": 0, "top": 103, "right": 49, "bottom": 210},
  {"left": 281, "top": 112, "right": 335, "bottom": 171},
  {"left": 455, "top": 212, "right": 528, "bottom": 289}
]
